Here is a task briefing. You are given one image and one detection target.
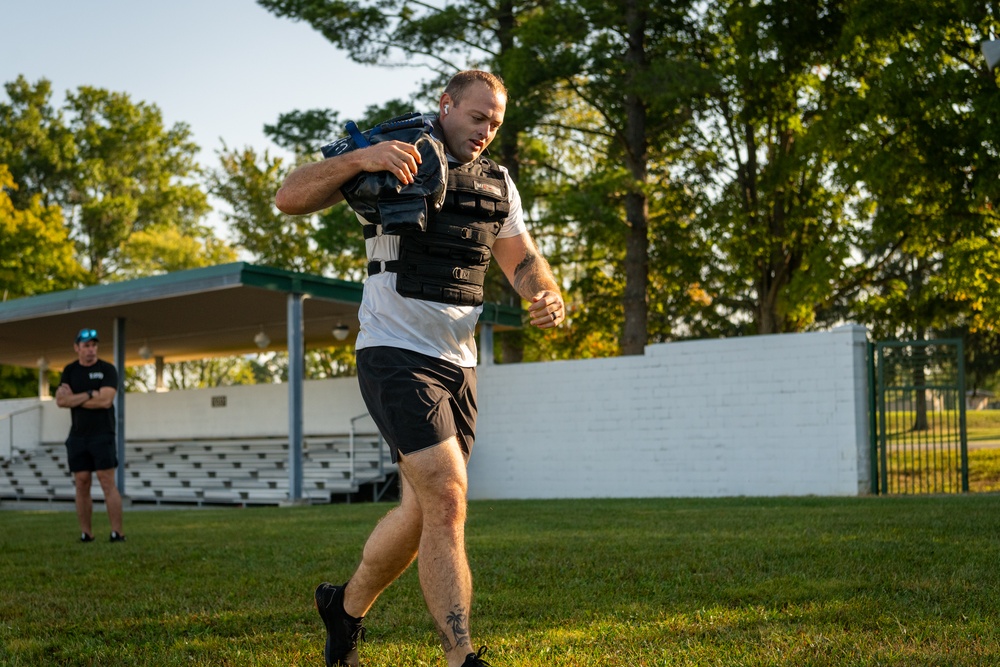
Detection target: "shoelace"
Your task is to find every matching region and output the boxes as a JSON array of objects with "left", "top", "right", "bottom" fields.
[{"left": 466, "top": 646, "right": 492, "bottom": 666}]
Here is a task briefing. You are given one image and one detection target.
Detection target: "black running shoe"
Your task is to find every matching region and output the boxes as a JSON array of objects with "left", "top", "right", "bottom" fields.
[
  {"left": 461, "top": 646, "right": 493, "bottom": 667},
  {"left": 80, "top": 532, "right": 95, "bottom": 543},
  {"left": 315, "top": 582, "right": 365, "bottom": 667},
  {"left": 109, "top": 531, "right": 126, "bottom": 542}
]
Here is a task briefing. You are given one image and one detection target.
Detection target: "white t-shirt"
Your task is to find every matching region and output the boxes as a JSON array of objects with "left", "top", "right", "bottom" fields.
[{"left": 355, "top": 166, "right": 526, "bottom": 367}]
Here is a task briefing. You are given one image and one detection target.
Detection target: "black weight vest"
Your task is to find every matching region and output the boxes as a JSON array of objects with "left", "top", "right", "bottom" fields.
[{"left": 367, "top": 156, "right": 510, "bottom": 307}]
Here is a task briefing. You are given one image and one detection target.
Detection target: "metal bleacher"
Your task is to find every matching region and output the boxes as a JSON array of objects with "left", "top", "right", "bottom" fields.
[{"left": 0, "top": 432, "right": 397, "bottom": 506}]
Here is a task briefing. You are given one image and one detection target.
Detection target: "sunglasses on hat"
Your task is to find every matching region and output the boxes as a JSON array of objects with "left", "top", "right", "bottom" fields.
[{"left": 75, "top": 329, "right": 99, "bottom": 344}]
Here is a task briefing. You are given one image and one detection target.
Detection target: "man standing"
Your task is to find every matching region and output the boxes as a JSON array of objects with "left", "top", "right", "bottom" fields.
[
  {"left": 55, "top": 328, "right": 125, "bottom": 543},
  {"left": 276, "top": 70, "right": 563, "bottom": 667}
]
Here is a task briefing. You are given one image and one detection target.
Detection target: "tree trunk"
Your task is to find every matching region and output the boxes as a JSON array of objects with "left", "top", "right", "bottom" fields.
[
  {"left": 620, "top": 0, "right": 649, "bottom": 356},
  {"left": 911, "top": 329, "right": 930, "bottom": 432},
  {"left": 495, "top": 0, "right": 525, "bottom": 363}
]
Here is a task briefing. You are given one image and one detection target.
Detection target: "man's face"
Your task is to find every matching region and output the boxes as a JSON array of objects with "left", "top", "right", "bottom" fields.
[
  {"left": 439, "top": 82, "right": 506, "bottom": 164},
  {"left": 75, "top": 340, "right": 98, "bottom": 366}
]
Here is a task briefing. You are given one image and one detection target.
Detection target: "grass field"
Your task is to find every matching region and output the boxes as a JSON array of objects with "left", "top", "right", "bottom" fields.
[
  {"left": 966, "top": 410, "right": 1000, "bottom": 444},
  {"left": 2, "top": 495, "right": 1000, "bottom": 666}
]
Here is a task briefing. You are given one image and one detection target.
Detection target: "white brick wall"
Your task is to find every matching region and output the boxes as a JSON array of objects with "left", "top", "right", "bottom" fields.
[{"left": 469, "top": 325, "right": 871, "bottom": 499}]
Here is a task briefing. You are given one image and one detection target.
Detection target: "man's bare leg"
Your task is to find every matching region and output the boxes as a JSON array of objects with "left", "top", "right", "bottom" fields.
[
  {"left": 95, "top": 468, "right": 123, "bottom": 535},
  {"left": 73, "top": 471, "right": 93, "bottom": 537},
  {"left": 396, "top": 436, "right": 475, "bottom": 667},
  {"left": 341, "top": 474, "right": 422, "bottom": 617}
]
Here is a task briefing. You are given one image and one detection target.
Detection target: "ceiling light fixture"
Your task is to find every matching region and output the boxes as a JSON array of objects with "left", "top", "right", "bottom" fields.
[{"left": 254, "top": 328, "right": 270, "bottom": 349}]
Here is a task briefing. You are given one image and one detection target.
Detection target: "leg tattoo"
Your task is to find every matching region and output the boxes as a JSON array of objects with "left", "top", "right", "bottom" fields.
[{"left": 438, "top": 606, "right": 471, "bottom": 653}]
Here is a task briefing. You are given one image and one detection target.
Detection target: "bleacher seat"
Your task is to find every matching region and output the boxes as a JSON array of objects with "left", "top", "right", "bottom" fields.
[{"left": 0, "top": 433, "right": 395, "bottom": 507}]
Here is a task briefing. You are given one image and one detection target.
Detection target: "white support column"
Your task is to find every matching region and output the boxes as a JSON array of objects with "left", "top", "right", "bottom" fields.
[{"left": 37, "top": 357, "right": 50, "bottom": 399}]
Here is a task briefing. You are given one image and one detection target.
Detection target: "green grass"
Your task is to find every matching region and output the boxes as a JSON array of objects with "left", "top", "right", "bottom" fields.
[
  {"left": 883, "top": 410, "right": 1000, "bottom": 444},
  {"left": 969, "top": 448, "right": 1000, "bottom": 492},
  {"left": 2, "top": 496, "right": 1000, "bottom": 666},
  {"left": 965, "top": 411, "right": 1000, "bottom": 428}
]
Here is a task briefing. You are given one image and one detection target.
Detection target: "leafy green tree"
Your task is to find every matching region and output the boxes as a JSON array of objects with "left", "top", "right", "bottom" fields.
[
  {"left": 1, "top": 77, "right": 223, "bottom": 283},
  {"left": 827, "top": 1, "right": 1000, "bottom": 342},
  {"left": 1, "top": 77, "right": 243, "bottom": 394},
  {"left": 164, "top": 358, "right": 258, "bottom": 390},
  {"left": 513, "top": 0, "right": 713, "bottom": 354},
  {"left": 210, "top": 143, "right": 368, "bottom": 277},
  {"left": 256, "top": 0, "right": 1000, "bottom": 368},
  {"left": 0, "top": 76, "right": 76, "bottom": 209},
  {"left": 65, "top": 86, "right": 212, "bottom": 280},
  {"left": 0, "top": 164, "right": 84, "bottom": 298},
  {"left": 264, "top": 108, "right": 342, "bottom": 157},
  {"left": 115, "top": 224, "right": 238, "bottom": 281},
  {"left": 664, "top": 0, "right": 856, "bottom": 335},
  {"left": 0, "top": 164, "right": 83, "bottom": 399}
]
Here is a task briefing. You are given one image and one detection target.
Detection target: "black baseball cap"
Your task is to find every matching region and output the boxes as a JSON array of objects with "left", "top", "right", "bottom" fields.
[{"left": 75, "top": 328, "right": 99, "bottom": 344}]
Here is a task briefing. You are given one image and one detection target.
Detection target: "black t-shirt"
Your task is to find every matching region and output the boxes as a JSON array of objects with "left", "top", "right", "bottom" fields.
[{"left": 60, "top": 359, "right": 118, "bottom": 437}]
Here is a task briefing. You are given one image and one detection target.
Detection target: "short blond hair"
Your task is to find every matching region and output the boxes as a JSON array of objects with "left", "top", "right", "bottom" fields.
[{"left": 444, "top": 70, "right": 507, "bottom": 105}]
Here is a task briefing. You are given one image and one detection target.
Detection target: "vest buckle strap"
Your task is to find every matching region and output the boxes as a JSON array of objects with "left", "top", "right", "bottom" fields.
[{"left": 452, "top": 267, "right": 470, "bottom": 280}]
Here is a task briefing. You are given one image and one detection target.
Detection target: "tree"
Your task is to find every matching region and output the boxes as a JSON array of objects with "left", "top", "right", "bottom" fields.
[
  {"left": 115, "top": 224, "right": 237, "bottom": 281},
  {"left": 0, "top": 77, "right": 76, "bottom": 210},
  {"left": 0, "top": 163, "right": 82, "bottom": 398},
  {"left": 1, "top": 77, "right": 223, "bottom": 283},
  {"left": 65, "top": 86, "right": 212, "bottom": 280},
  {"left": 0, "top": 164, "right": 84, "bottom": 299},
  {"left": 828, "top": 1, "right": 1000, "bottom": 340},
  {"left": 1, "top": 76, "right": 241, "bottom": 396},
  {"left": 210, "top": 144, "right": 329, "bottom": 273},
  {"left": 256, "top": 0, "right": 1000, "bottom": 365},
  {"left": 660, "top": 0, "right": 857, "bottom": 336},
  {"left": 514, "top": 0, "right": 713, "bottom": 354}
]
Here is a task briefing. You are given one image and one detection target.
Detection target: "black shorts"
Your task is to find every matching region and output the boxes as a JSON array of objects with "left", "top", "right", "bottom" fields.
[
  {"left": 357, "top": 346, "right": 477, "bottom": 463},
  {"left": 65, "top": 433, "right": 118, "bottom": 473}
]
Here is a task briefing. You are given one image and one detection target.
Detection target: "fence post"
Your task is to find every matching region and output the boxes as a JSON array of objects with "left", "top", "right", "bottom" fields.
[{"left": 867, "top": 340, "right": 879, "bottom": 495}]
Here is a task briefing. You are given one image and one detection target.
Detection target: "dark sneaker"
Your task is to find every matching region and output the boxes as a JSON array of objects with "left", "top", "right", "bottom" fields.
[
  {"left": 109, "top": 531, "right": 126, "bottom": 542},
  {"left": 80, "top": 532, "right": 95, "bottom": 543},
  {"left": 461, "top": 646, "right": 493, "bottom": 667},
  {"left": 315, "top": 582, "right": 365, "bottom": 667}
]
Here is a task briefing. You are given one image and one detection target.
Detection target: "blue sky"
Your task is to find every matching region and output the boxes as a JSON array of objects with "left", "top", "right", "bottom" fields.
[{"left": 1, "top": 0, "right": 427, "bottom": 170}]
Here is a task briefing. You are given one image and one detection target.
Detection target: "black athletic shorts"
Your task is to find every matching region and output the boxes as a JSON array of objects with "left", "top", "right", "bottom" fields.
[
  {"left": 356, "top": 346, "right": 477, "bottom": 463},
  {"left": 65, "top": 433, "right": 118, "bottom": 473}
]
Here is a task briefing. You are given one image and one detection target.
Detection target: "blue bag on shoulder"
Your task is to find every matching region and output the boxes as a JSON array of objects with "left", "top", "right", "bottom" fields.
[{"left": 320, "top": 112, "right": 447, "bottom": 234}]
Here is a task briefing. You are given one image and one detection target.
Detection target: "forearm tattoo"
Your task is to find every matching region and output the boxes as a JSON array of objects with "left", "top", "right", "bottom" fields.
[
  {"left": 438, "top": 606, "right": 471, "bottom": 653},
  {"left": 512, "top": 249, "right": 554, "bottom": 300}
]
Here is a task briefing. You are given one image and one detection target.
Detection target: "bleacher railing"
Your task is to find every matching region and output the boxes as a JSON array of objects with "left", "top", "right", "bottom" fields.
[{"left": 0, "top": 404, "right": 42, "bottom": 461}]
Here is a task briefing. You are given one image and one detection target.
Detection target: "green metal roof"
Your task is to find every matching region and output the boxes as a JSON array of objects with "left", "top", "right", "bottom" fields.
[{"left": 0, "top": 263, "right": 522, "bottom": 370}]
